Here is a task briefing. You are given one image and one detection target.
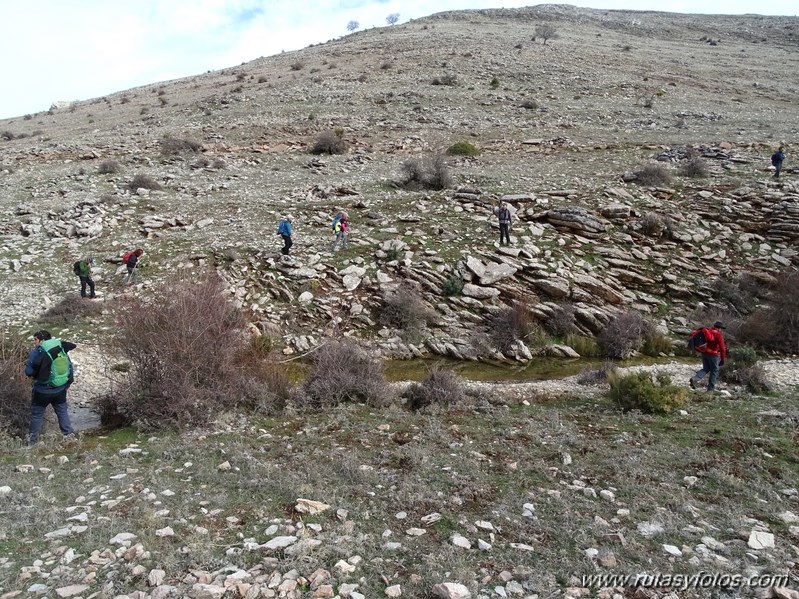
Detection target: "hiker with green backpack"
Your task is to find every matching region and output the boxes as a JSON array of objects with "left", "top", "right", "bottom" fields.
[
  {"left": 24, "top": 330, "right": 76, "bottom": 445},
  {"left": 72, "top": 256, "right": 96, "bottom": 298}
]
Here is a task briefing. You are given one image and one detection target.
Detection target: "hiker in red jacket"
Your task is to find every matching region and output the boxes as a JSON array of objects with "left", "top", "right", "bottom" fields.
[{"left": 689, "top": 321, "right": 727, "bottom": 391}]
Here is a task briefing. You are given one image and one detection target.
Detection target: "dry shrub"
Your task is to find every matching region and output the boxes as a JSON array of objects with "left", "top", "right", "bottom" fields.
[
  {"left": 542, "top": 303, "right": 576, "bottom": 337},
  {"left": 300, "top": 341, "right": 392, "bottom": 409},
  {"left": 380, "top": 285, "right": 434, "bottom": 341},
  {"left": 39, "top": 294, "right": 103, "bottom": 327},
  {"left": 634, "top": 164, "right": 672, "bottom": 186},
  {"left": 105, "top": 273, "right": 248, "bottom": 430},
  {"left": 577, "top": 360, "right": 618, "bottom": 385},
  {"left": 311, "top": 130, "right": 348, "bottom": 155},
  {"left": 598, "top": 311, "right": 657, "bottom": 359},
  {"left": 399, "top": 154, "right": 451, "bottom": 190},
  {"left": 235, "top": 340, "right": 294, "bottom": 414},
  {"left": 97, "top": 160, "right": 120, "bottom": 174},
  {"left": 680, "top": 157, "right": 709, "bottom": 178},
  {"left": 0, "top": 333, "right": 32, "bottom": 439},
  {"left": 741, "top": 268, "right": 799, "bottom": 352},
  {"left": 640, "top": 212, "right": 673, "bottom": 238},
  {"left": 713, "top": 275, "right": 760, "bottom": 316},
  {"left": 128, "top": 174, "right": 162, "bottom": 191},
  {"left": 406, "top": 368, "right": 465, "bottom": 412},
  {"left": 159, "top": 137, "right": 202, "bottom": 155},
  {"left": 488, "top": 303, "right": 535, "bottom": 353},
  {"left": 431, "top": 73, "right": 458, "bottom": 86}
]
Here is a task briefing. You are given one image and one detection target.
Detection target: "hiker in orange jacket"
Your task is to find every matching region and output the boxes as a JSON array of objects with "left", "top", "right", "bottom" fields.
[{"left": 689, "top": 321, "right": 727, "bottom": 391}]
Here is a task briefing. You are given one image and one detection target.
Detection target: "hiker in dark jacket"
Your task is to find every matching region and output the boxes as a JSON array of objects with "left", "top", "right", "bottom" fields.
[
  {"left": 24, "top": 330, "right": 76, "bottom": 444},
  {"left": 771, "top": 147, "right": 785, "bottom": 178},
  {"left": 493, "top": 201, "right": 512, "bottom": 245},
  {"left": 77, "top": 257, "right": 96, "bottom": 298},
  {"left": 689, "top": 321, "right": 727, "bottom": 392}
]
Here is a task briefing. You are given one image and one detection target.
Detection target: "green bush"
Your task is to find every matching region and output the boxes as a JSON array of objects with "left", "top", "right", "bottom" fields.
[
  {"left": 723, "top": 347, "right": 771, "bottom": 393},
  {"left": 607, "top": 370, "right": 688, "bottom": 414},
  {"left": 406, "top": 368, "right": 465, "bottom": 412},
  {"left": 446, "top": 141, "right": 480, "bottom": 156},
  {"left": 441, "top": 275, "right": 464, "bottom": 296},
  {"left": 489, "top": 76, "right": 500, "bottom": 89}
]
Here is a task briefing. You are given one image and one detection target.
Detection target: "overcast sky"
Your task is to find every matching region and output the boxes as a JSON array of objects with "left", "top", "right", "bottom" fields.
[{"left": 0, "top": 0, "right": 795, "bottom": 119}]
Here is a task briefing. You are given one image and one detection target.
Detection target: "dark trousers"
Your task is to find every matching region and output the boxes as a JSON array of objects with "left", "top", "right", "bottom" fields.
[
  {"left": 774, "top": 162, "right": 782, "bottom": 178},
  {"left": 79, "top": 275, "right": 95, "bottom": 298},
  {"left": 281, "top": 235, "right": 293, "bottom": 255},
  {"left": 499, "top": 223, "right": 510, "bottom": 245}
]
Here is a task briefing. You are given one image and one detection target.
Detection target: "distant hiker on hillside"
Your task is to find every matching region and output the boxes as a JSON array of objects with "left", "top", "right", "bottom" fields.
[
  {"left": 25, "top": 330, "right": 76, "bottom": 445},
  {"left": 771, "top": 147, "right": 785, "bottom": 178},
  {"left": 73, "top": 257, "right": 96, "bottom": 298},
  {"left": 331, "top": 212, "right": 349, "bottom": 252},
  {"left": 122, "top": 248, "right": 144, "bottom": 285},
  {"left": 277, "top": 215, "right": 294, "bottom": 256},
  {"left": 688, "top": 321, "right": 727, "bottom": 392},
  {"left": 493, "top": 200, "right": 512, "bottom": 246}
]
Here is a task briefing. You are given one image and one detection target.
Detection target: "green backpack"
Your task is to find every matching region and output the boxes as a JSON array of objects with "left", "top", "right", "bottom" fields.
[{"left": 38, "top": 339, "right": 71, "bottom": 387}]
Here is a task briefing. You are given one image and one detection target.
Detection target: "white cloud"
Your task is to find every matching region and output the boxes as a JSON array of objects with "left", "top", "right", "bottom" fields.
[{"left": 0, "top": 0, "right": 794, "bottom": 119}]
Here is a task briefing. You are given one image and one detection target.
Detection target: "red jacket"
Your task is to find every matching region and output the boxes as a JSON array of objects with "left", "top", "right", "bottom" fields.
[{"left": 704, "top": 327, "right": 726, "bottom": 360}]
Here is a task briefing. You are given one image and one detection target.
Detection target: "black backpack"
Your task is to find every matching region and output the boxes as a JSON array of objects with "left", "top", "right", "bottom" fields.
[
  {"left": 687, "top": 327, "right": 714, "bottom": 352},
  {"left": 72, "top": 261, "right": 82, "bottom": 276}
]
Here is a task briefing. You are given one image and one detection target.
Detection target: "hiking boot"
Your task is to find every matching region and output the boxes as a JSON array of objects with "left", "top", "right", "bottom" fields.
[{"left": 689, "top": 378, "right": 696, "bottom": 390}]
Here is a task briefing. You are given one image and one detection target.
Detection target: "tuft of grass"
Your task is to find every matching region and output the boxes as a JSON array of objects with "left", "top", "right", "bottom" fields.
[{"left": 446, "top": 140, "right": 480, "bottom": 156}]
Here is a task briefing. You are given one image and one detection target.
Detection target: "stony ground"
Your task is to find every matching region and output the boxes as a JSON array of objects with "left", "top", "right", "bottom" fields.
[{"left": 1, "top": 4, "right": 799, "bottom": 599}]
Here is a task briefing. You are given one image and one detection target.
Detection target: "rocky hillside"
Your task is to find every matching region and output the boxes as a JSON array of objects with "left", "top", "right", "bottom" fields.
[{"left": 0, "top": 4, "right": 798, "bottom": 359}]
